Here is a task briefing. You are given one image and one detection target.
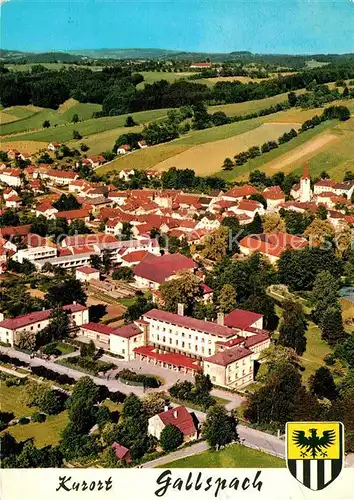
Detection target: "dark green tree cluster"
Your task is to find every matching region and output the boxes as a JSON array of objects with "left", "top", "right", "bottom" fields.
[
  {"left": 44, "top": 277, "right": 87, "bottom": 307},
  {"left": 278, "top": 300, "right": 307, "bottom": 355},
  {"left": 169, "top": 373, "right": 216, "bottom": 410},
  {"left": 52, "top": 193, "right": 82, "bottom": 212},
  {"left": 203, "top": 405, "right": 238, "bottom": 449},
  {"left": 206, "top": 253, "right": 278, "bottom": 329},
  {"left": 277, "top": 248, "right": 343, "bottom": 291},
  {"left": 1, "top": 435, "right": 63, "bottom": 468},
  {"left": 60, "top": 377, "right": 101, "bottom": 460}
]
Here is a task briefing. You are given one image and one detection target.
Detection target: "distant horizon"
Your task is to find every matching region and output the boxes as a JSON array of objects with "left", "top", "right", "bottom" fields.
[
  {"left": 2, "top": 46, "right": 354, "bottom": 57},
  {"left": 2, "top": 1, "right": 354, "bottom": 55}
]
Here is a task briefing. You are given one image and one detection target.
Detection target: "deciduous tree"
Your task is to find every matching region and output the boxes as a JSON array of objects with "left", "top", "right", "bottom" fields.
[
  {"left": 160, "top": 424, "right": 184, "bottom": 452},
  {"left": 304, "top": 219, "right": 335, "bottom": 247},
  {"left": 201, "top": 226, "right": 229, "bottom": 262},
  {"left": 160, "top": 270, "right": 203, "bottom": 314},
  {"left": 321, "top": 307, "right": 347, "bottom": 346},
  {"left": 218, "top": 284, "right": 237, "bottom": 313},
  {"left": 262, "top": 213, "right": 286, "bottom": 234},
  {"left": 309, "top": 366, "right": 337, "bottom": 400},
  {"left": 278, "top": 300, "right": 307, "bottom": 355},
  {"left": 203, "top": 405, "right": 238, "bottom": 449}
]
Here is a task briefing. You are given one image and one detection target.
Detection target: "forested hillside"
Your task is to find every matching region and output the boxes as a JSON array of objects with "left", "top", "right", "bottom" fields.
[{"left": 1, "top": 62, "right": 354, "bottom": 115}]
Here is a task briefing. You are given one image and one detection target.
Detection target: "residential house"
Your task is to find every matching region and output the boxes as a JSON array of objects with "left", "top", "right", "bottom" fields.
[
  {"left": 148, "top": 406, "right": 199, "bottom": 441},
  {"left": 0, "top": 169, "right": 22, "bottom": 187},
  {"left": 111, "top": 443, "right": 132, "bottom": 464},
  {"left": 47, "top": 142, "right": 61, "bottom": 151},
  {"left": 117, "top": 144, "right": 131, "bottom": 155}
]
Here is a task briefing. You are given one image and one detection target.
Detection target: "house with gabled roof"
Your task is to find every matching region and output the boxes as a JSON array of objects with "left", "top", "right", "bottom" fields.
[{"left": 148, "top": 406, "right": 199, "bottom": 441}]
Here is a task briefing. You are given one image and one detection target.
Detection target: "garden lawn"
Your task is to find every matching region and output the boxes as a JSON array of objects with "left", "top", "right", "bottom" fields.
[
  {"left": 0, "top": 383, "right": 36, "bottom": 418},
  {"left": 102, "top": 399, "right": 124, "bottom": 413},
  {"left": 55, "top": 342, "right": 77, "bottom": 355},
  {"left": 159, "top": 443, "right": 285, "bottom": 468},
  {"left": 300, "top": 322, "right": 331, "bottom": 385},
  {"left": 5, "top": 411, "right": 69, "bottom": 448}
]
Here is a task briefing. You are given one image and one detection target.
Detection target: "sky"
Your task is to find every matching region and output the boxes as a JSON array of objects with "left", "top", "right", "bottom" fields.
[{"left": 1, "top": 0, "right": 354, "bottom": 54}]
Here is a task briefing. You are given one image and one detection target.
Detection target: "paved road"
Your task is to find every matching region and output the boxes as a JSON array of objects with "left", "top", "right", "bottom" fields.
[
  {"left": 0, "top": 347, "right": 288, "bottom": 464},
  {"left": 140, "top": 441, "right": 209, "bottom": 468}
]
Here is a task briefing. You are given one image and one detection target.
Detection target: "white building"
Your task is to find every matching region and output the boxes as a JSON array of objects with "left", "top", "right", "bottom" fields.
[
  {"left": 0, "top": 303, "right": 89, "bottom": 346},
  {"left": 0, "top": 169, "right": 22, "bottom": 187},
  {"left": 118, "top": 169, "right": 136, "bottom": 182},
  {"left": 15, "top": 245, "right": 57, "bottom": 264},
  {"left": 76, "top": 266, "right": 100, "bottom": 283},
  {"left": 109, "top": 323, "right": 145, "bottom": 360}
]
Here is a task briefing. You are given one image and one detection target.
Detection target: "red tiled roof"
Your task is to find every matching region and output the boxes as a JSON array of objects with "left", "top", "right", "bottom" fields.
[
  {"left": 81, "top": 322, "right": 118, "bottom": 336},
  {"left": 237, "top": 199, "right": 262, "bottom": 211},
  {"left": 0, "top": 303, "right": 87, "bottom": 330},
  {"left": 0, "top": 225, "right": 31, "bottom": 238},
  {"left": 55, "top": 208, "right": 90, "bottom": 220},
  {"left": 158, "top": 406, "right": 197, "bottom": 436},
  {"left": 23, "top": 233, "right": 49, "bottom": 248},
  {"left": 301, "top": 165, "right": 310, "bottom": 180},
  {"left": 315, "top": 179, "right": 336, "bottom": 188},
  {"left": 112, "top": 323, "right": 142, "bottom": 338},
  {"left": 239, "top": 232, "right": 308, "bottom": 258},
  {"left": 47, "top": 170, "right": 77, "bottom": 179},
  {"left": 71, "top": 245, "right": 95, "bottom": 255},
  {"left": 244, "top": 332, "right": 270, "bottom": 348},
  {"left": 143, "top": 309, "right": 238, "bottom": 338},
  {"left": 263, "top": 190, "right": 285, "bottom": 200},
  {"left": 111, "top": 442, "right": 131, "bottom": 461},
  {"left": 76, "top": 266, "right": 99, "bottom": 274},
  {"left": 6, "top": 195, "right": 21, "bottom": 202},
  {"left": 344, "top": 215, "right": 354, "bottom": 225},
  {"left": 224, "top": 309, "right": 263, "bottom": 330},
  {"left": 190, "top": 62, "right": 212, "bottom": 67},
  {"left": 134, "top": 253, "right": 196, "bottom": 284},
  {"left": 205, "top": 345, "right": 252, "bottom": 366},
  {"left": 201, "top": 282, "right": 213, "bottom": 294},
  {"left": 59, "top": 248, "right": 73, "bottom": 257},
  {"left": 121, "top": 250, "right": 150, "bottom": 263},
  {"left": 63, "top": 233, "right": 116, "bottom": 247},
  {"left": 134, "top": 345, "right": 202, "bottom": 371},
  {"left": 224, "top": 185, "right": 257, "bottom": 199}
]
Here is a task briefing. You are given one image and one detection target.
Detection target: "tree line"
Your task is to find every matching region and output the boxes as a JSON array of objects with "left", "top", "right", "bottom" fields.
[{"left": 2, "top": 63, "right": 354, "bottom": 116}]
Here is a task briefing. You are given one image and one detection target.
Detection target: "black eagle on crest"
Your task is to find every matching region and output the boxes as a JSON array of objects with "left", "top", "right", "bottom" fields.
[{"left": 292, "top": 428, "right": 336, "bottom": 458}]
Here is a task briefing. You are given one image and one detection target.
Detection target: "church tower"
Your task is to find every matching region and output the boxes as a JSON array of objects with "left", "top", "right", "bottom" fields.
[{"left": 299, "top": 165, "right": 312, "bottom": 202}]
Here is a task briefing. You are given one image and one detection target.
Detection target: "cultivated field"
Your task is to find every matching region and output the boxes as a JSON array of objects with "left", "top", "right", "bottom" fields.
[
  {"left": 136, "top": 71, "right": 196, "bottom": 88},
  {"left": 209, "top": 93, "right": 293, "bottom": 117},
  {"left": 265, "top": 134, "right": 339, "bottom": 172},
  {"left": 0, "top": 140, "right": 48, "bottom": 154},
  {"left": 97, "top": 115, "right": 276, "bottom": 174},
  {"left": 4, "top": 107, "right": 170, "bottom": 143},
  {"left": 153, "top": 122, "right": 300, "bottom": 175}
]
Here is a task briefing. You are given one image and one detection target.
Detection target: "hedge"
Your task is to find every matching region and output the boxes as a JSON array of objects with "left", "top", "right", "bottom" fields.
[
  {"left": 31, "top": 365, "right": 76, "bottom": 385},
  {"left": 0, "top": 354, "right": 29, "bottom": 368},
  {"left": 117, "top": 369, "right": 161, "bottom": 388}
]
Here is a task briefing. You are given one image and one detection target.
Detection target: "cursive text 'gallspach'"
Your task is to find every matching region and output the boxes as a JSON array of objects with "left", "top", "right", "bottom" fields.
[{"left": 155, "top": 470, "right": 263, "bottom": 497}]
